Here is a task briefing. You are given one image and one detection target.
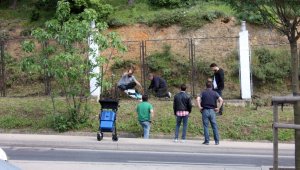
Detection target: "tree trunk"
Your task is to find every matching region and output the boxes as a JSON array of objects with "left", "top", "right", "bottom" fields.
[
  {"left": 128, "top": 0, "right": 134, "bottom": 6},
  {"left": 289, "top": 40, "right": 300, "bottom": 169}
]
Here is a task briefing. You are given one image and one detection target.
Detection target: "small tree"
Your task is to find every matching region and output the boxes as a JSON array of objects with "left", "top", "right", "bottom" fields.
[
  {"left": 22, "top": 0, "right": 125, "bottom": 132},
  {"left": 223, "top": 0, "right": 300, "bottom": 168}
]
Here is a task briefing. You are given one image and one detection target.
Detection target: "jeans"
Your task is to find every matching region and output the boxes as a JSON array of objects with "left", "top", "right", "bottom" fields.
[
  {"left": 214, "top": 89, "right": 223, "bottom": 114},
  {"left": 174, "top": 115, "right": 189, "bottom": 140},
  {"left": 202, "top": 109, "right": 219, "bottom": 143},
  {"left": 139, "top": 121, "right": 151, "bottom": 139}
]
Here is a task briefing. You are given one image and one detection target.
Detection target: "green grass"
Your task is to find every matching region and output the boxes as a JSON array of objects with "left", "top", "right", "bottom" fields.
[
  {"left": 106, "top": 1, "right": 234, "bottom": 31},
  {"left": 0, "top": 97, "right": 294, "bottom": 141}
]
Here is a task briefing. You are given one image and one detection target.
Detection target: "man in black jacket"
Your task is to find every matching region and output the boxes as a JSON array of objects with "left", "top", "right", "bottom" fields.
[
  {"left": 210, "top": 63, "right": 224, "bottom": 115},
  {"left": 148, "top": 73, "right": 171, "bottom": 98},
  {"left": 173, "top": 84, "right": 193, "bottom": 142}
]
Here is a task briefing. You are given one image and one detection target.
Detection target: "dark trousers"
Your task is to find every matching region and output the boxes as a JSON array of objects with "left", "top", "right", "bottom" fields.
[
  {"left": 118, "top": 82, "right": 137, "bottom": 91},
  {"left": 151, "top": 87, "right": 168, "bottom": 98},
  {"left": 214, "top": 89, "right": 223, "bottom": 114}
]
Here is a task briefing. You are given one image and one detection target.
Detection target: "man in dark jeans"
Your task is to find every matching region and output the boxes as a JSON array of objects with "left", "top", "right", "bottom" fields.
[
  {"left": 210, "top": 63, "right": 224, "bottom": 115},
  {"left": 148, "top": 73, "right": 171, "bottom": 98},
  {"left": 173, "top": 84, "right": 193, "bottom": 143},
  {"left": 196, "top": 81, "right": 223, "bottom": 145}
]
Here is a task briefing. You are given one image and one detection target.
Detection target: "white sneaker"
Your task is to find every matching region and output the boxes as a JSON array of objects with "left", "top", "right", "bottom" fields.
[
  {"left": 173, "top": 139, "right": 178, "bottom": 143},
  {"left": 180, "top": 140, "right": 186, "bottom": 143},
  {"left": 124, "top": 90, "right": 128, "bottom": 94}
]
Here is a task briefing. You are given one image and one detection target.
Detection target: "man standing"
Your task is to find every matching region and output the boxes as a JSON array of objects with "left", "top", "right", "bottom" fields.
[
  {"left": 173, "top": 84, "right": 193, "bottom": 142},
  {"left": 136, "top": 95, "right": 154, "bottom": 139},
  {"left": 148, "top": 73, "right": 171, "bottom": 98},
  {"left": 210, "top": 63, "right": 224, "bottom": 115},
  {"left": 196, "top": 81, "right": 223, "bottom": 145}
]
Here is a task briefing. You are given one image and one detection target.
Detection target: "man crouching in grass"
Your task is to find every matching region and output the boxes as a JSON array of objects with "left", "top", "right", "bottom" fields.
[{"left": 136, "top": 95, "right": 154, "bottom": 139}]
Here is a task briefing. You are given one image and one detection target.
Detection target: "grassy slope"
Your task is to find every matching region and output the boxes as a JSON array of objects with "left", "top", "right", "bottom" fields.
[
  {"left": 0, "top": 97, "right": 294, "bottom": 141},
  {"left": 0, "top": 1, "right": 293, "bottom": 141}
]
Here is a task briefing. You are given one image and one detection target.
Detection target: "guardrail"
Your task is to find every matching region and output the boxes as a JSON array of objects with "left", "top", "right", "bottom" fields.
[{"left": 272, "top": 96, "right": 300, "bottom": 170}]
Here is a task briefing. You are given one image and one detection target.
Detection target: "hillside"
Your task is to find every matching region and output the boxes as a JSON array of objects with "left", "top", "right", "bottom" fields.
[{"left": 0, "top": 0, "right": 292, "bottom": 99}]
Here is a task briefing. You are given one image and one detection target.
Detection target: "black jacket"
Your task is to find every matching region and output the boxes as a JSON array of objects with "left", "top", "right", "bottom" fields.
[
  {"left": 213, "top": 68, "right": 224, "bottom": 90},
  {"left": 173, "top": 91, "right": 193, "bottom": 115},
  {"left": 148, "top": 76, "right": 167, "bottom": 91}
]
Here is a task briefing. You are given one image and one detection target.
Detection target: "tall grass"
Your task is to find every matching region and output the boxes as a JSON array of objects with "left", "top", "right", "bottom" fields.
[{"left": 0, "top": 97, "right": 294, "bottom": 141}]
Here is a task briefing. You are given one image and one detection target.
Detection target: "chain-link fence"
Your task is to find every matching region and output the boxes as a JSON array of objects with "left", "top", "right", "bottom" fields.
[{"left": 0, "top": 36, "right": 296, "bottom": 99}]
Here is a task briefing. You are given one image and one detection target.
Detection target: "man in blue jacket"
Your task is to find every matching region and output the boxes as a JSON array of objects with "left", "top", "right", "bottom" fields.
[{"left": 148, "top": 73, "right": 171, "bottom": 98}]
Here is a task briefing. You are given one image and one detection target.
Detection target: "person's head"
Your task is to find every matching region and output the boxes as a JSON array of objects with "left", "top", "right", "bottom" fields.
[
  {"left": 210, "top": 63, "right": 219, "bottom": 73},
  {"left": 180, "top": 84, "right": 187, "bottom": 91},
  {"left": 142, "top": 94, "right": 148, "bottom": 102},
  {"left": 206, "top": 81, "right": 213, "bottom": 89},
  {"left": 128, "top": 68, "right": 135, "bottom": 76},
  {"left": 148, "top": 73, "right": 154, "bottom": 80}
]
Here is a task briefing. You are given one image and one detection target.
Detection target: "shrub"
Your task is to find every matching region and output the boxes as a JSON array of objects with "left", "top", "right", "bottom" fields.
[
  {"left": 30, "top": 9, "right": 40, "bottom": 22},
  {"left": 146, "top": 45, "right": 189, "bottom": 87},
  {"left": 202, "top": 10, "right": 225, "bottom": 22},
  {"left": 150, "top": 10, "right": 183, "bottom": 27},
  {"left": 148, "top": 0, "right": 193, "bottom": 8},
  {"left": 236, "top": 10, "right": 264, "bottom": 25},
  {"left": 251, "top": 48, "right": 291, "bottom": 85}
]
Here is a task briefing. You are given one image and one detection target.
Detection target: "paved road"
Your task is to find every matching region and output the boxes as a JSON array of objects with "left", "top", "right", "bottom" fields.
[{"left": 0, "top": 134, "right": 295, "bottom": 170}]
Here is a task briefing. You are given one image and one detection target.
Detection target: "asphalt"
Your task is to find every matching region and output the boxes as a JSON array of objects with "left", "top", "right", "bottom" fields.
[{"left": 0, "top": 133, "right": 295, "bottom": 170}]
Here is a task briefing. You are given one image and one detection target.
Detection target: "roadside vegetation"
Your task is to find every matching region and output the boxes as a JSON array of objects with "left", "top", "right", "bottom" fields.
[
  {"left": 0, "top": 0, "right": 294, "bottom": 141},
  {"left": 0, "top": 97, "right": 294, "bottom": 141}
]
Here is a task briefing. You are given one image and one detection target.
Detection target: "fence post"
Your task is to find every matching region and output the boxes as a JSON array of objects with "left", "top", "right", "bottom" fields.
[
  {"left": 0, "top": 41, "right": 5, "bottom": 97},
  {"left": 239, "top": 21, "right": 251, "bottom": 99},
  {"left": 141, "top": 41, "right": 146, "bottom": 93},
  {"left": 88, "top": 20, "right": 100, "bottom": 99},
  {"left": 273, "top": 103, "right": 279, "bottom": 170},
  {"left": 189, "top": 38, "right": 195, "bottom": 96}
]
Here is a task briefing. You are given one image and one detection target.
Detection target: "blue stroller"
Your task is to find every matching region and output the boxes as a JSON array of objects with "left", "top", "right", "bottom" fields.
[{"left": 97, "top": 99, "right": 119, "bottom": 141}]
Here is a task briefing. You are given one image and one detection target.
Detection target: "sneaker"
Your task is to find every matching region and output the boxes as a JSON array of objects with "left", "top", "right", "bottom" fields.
[
  {"left": 202, "top": 141, "right": 209, "bottom": 145},
  {"left": 173, "top": 139, "right": 178, "bottom": 143},
  {"left": 167, "top": 92, "right": 172, "bottom": 98},
  {"left": 180, "top": 140, "right": 186, "bottom": 143},
  {"left": 215, "top": 141, "right": 219, "bottom": 145},
  {"left": 124, "top": 90, "right": 128, "bottom": 94}
]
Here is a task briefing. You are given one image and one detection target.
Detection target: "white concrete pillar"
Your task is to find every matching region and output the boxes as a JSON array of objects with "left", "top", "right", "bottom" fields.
[
  {"left": 88, "top": 21, "right": 101, "bottom": 98},
  {"left": 239, "top": 21, "right": 252, "bottom": 99}
]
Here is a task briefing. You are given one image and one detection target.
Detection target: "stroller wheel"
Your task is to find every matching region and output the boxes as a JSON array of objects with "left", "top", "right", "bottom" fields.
[
  {"left": 97, "top": 132, "right": 103, "bottom": 141},
  {"left": 112, "top": 135, "right": 118, "bottom": 142}
]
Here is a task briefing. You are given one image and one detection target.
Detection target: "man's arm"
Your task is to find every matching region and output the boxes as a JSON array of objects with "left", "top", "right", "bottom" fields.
[
  {"left": 196, "top": 96, "right": 203, "bottom": 111},
  {"left": 150, "top": 109, "right": 154, "bottom": 118},
  {"left": 153, "top": 77, "right": 160, "bottom": 91},
  {"left": 148, "top": 80, "right": 154, "bottom": 89},
  {"left": 173, "top": 96, "right": 176, "bottom": 115},
  {"left": 215, "top": 96, "right": 223, "bottom": 112},
  {"left": 219, "top": 69, "right": 225, "bottom": 89},
  {"left": 133, "top": 78, "right": 143, "bottom": 90}
]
